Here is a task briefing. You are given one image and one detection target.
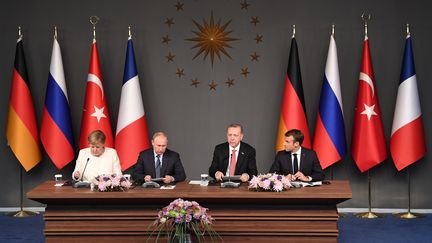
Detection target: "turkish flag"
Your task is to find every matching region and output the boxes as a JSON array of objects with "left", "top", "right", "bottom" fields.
[
  {"left": 351, "top": 37, "right": 387, "bottom": 172},
  {"left": 79, "top": 40, "right": 113, "bottom": 148}
]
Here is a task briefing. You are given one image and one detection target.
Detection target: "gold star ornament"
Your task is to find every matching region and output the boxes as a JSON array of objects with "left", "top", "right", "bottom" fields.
[
  {"left": 165, "top": 52, "right": 175, "bottom": 62},
  {"left": 241, "top": 67, "right": 250, "bottom": 77},
  {"left": 165, "top": 18, "right": 175, "bottom": 28},
  {"left": 240, "top": 0, "right": 250, "bottom": 10},
  {"left": 176, "top": 68, "right": 185, "bottom": 78},
  {"left": 185, "top": 12, "right": 239, "bottom": 67},
  {"left": 208, "top": 81, "right": 218, "bottom": 91},
  {"left": 162, "top": 35, "right": 171, "bottom": 45},
  {"left": 175, "top": 1, "right": 184, "bottom": 11},
  {"left": 254, "top": 34, "right": 263, "bottom": 44},
  {"left": 225, "top": 77, "right": 235, "bottom": 87},
  {"left": 191, "top": 78, "right": 200, "bottom": 87},
  {"left": 250, "top": 51, "right": 259, "bottom": 61},
  {"left": 250, "top": 16, "right": 260, "bottom": 26}
]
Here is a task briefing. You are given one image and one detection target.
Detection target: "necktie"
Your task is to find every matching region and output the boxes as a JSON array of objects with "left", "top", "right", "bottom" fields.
[
  {"left": 155, "top": 154, "right": 161, "bottom": 178},
  {"left": 230, "top": 149, "right": 237, "bottom": 176},
  {"left": 293, "top": 153, "right": 298, "bottom": 174}
]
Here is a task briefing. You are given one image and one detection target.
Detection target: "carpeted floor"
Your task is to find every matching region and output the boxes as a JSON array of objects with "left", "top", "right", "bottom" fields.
[
  {"left": 0, "top": 212, "right": 44, "bottom": 243},
  {"left": 1, "top": 212, "right": 431, "bottom": 242},
  {"left": 338, "top": 213, "right": 432, "bottom": 243}
]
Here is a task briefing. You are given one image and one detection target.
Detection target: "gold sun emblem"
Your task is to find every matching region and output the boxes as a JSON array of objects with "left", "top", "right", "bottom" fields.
[{"left": 185, "top": 12, "right": 239, "bottom": 67}]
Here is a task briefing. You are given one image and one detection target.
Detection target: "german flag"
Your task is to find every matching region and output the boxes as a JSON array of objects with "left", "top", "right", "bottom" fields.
[
  {"left": 6, "top": 35, "right": 41, "bottom": 171},
  {"left": 275, "top": 36, "right": 311, "bottom": 152}
]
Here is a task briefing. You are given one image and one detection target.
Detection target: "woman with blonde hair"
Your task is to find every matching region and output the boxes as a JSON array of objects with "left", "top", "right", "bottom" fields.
[{"left": 72, "top": 130, "right": 122, "bottom": 181}]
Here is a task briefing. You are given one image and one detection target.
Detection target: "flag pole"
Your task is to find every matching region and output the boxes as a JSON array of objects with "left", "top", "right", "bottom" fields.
[
  {"left": 90, "top": 16, "right": 99, "bottom": 41},
  {"left": 355, "top": 170, "right": 382, "bottom": 218},
  {"left": 7, "top": 167, "right": 38, "bottom": 217},
  {"left": 394, "top": 167, "right": 423, "bottom": 218},
  {"left": 330, "top": 24, "right": 341, "bottom": 181},
  {"left": 329, "top": 23, "right": 335, "bottom": 182},
  {"left": 7, "top": 26, "right": 38, "bottom": 218},
  {"left": 292, "top": 24, "right": 295, "bottom": 38},
  {"left": 353, "top": 13, "right": 382, "bottom": 219},
  {"left": 392, "top": 24, "right": 423, "bottom": 219}
]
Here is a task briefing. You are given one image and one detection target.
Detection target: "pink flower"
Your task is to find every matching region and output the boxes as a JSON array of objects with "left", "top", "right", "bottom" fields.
[
  {"left": 111, "top": 177, "right": 121, "bottom": 187},
  {"left": 262, "top": 179, "right": 271, "bottom": 190},
  {"left": 98, "top": 181, "right": 107, "bottom": 191},
  {"left": 273, "top": 181, "right": 284, "bottom": 192},
  {"left": 249, "top": 176, "right": 260, "bottom": 188},
  {"left": 248, "top": 174, "right": 291, "bottom": 192}
]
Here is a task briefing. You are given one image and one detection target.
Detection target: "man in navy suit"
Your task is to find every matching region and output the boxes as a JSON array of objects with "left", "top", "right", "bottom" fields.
[
  {"left": 209, "top": 124, "right": 258, "bottom": 182},
  {"left": 269, "top": 129, "right": 324, "bottom": 182},
  {"left": 132, "top": 132, "right": 186, "bottom": 184}
]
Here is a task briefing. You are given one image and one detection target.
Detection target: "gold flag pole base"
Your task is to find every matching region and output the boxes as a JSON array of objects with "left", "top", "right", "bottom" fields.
[
  {"left": 394, "top": 212, "right": 424, "bottom": 219},
  {"left": 355, "top": 211, "right": 383, "bottom": 218},
  {"left": 7, "top": 209, "right": 39, "bottom": 218}
]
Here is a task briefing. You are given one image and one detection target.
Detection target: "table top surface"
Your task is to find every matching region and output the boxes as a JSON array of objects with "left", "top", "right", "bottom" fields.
[{"left": 27, "top": 180, "right": 352, "bottom": 205}]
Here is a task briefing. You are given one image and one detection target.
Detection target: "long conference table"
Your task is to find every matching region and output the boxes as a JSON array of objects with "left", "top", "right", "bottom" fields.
[{"left": 27, "top": 180, "right": 351, "bottom": 243}]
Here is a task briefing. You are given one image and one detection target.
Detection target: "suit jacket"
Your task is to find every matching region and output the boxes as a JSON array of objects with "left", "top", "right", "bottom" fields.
[
  {"left": 209, "top": 141, "right": 258, "bottom": 180},
  {"left": 132, "top": 148, "right": 186, "bottom": 182},
  {"left": 269, "top": 147, "right": 325, "bottom": 182}
]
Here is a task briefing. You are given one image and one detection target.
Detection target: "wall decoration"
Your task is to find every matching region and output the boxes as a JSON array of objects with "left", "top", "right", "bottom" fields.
[{"left": 162, "top": 0, "right": 263, "bottom": 92}]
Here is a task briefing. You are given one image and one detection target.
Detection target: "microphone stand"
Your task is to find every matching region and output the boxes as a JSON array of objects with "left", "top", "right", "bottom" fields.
[
  {"left": 73, "top": 158, "right": 91, "bottom": 188},
  {"left": 80, "top": 158, "right": 90, "bottom": 181}
]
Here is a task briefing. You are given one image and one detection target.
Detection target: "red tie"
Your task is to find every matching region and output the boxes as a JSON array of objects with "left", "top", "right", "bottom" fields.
[{"left": 230, "top": 149, "right": 237, "bottom": 176}]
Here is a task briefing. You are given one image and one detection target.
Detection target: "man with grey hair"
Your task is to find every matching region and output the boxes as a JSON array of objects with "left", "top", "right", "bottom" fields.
[
  {"left": 209, "top": 124, "right": 258, "bottom": 182},
  {"left": 133, "top": 132, "right": 186, "bottom": 184}
]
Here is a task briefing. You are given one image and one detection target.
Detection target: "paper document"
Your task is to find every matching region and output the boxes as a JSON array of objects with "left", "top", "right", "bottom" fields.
[
  {"left": 291, "top": 181, "right": 322, "bottom": 188},
  {"left": 160, "top": 185, "right": 176, "bottom": 189}
]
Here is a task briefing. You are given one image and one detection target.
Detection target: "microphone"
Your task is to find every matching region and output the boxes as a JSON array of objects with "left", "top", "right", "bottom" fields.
[
  {"left": 80, "top": 158, "right": 90, "bottom": 181},
  {"left": 73, "top": 158, "right": 91, "bottom": 188}
]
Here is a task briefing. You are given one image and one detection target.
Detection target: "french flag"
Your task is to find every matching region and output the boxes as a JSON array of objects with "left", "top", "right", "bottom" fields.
[
  {"left": 115, "top": 35, "right": 151, "bottom": 171},
  {"left": 40, "top": 37, "right": 75, "bottom": 169},
  {"left": 313, "top": 34, "right": 346, "bottom": 170},
  {"left": 390, "top": 32, "right": 426, "bottom": 171}
]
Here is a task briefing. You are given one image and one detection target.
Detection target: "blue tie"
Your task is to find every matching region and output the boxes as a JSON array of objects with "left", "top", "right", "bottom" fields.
[{"left": 155, "top": 155, "right": 161, "bottom": 178}]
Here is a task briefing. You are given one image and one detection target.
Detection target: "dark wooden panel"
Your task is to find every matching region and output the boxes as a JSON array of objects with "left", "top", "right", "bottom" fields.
[{"left": 28, "top": 180, "right": 351, "bottom": 242}]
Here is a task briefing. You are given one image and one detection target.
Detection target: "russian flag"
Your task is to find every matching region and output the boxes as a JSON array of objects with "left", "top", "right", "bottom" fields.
[
  {"left": 40, "top": 36, "right": 75, "bottom": 170},
  {"left": 390, "top": 33, "right": 426, "bottom": 171},
  {"left": 115, "top": 35, "right": 151, "bottom": 171},
  {"left": 313, "top": 34, "right": 346, "bottom": 170}
]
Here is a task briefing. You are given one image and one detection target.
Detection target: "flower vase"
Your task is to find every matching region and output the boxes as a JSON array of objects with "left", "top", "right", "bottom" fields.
[{"left": 173, "top": 233, "right": 192, "bottom": 243}]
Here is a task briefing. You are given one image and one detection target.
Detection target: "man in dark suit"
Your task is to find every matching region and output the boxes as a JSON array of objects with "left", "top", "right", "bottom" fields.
[
  {"left": 269, "top": 129, "right": 324, "bottom": 182},
  {"left": 209, "top": 124, "right": 258, "bottom": 182},
  {"left": 133, "top": 132, "right": 186, "bottom": 184}
]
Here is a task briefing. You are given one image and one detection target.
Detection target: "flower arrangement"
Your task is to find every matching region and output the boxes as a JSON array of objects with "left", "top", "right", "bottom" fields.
[
  {"left": 248, "top": 173, "right": 291, "bottom": 192},
  {"left": 149, "top": 198, "right": 221, "bottom": 243},
  {"left": 92, "top": 174, "right": 132, "bottom": 192}
]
